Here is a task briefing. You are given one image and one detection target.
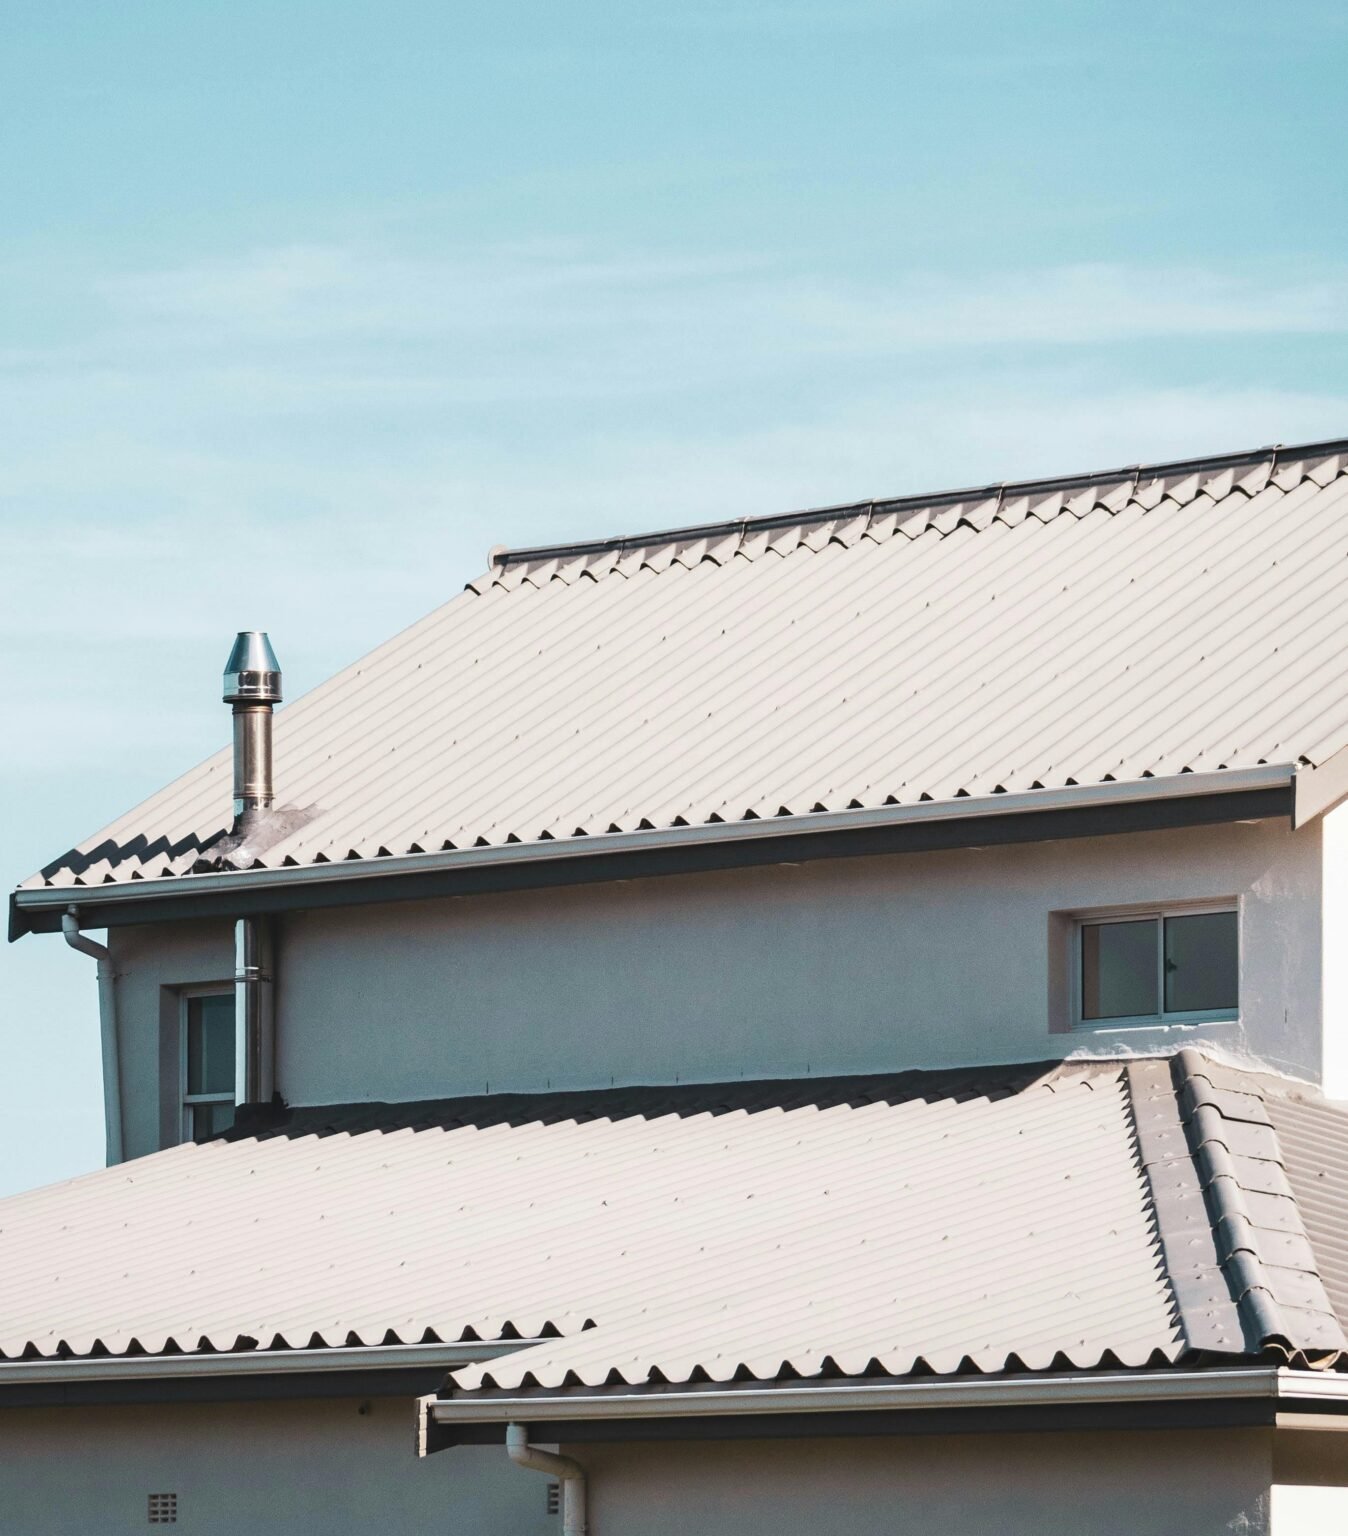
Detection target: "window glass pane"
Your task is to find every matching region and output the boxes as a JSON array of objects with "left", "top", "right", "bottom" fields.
[
  {"left": 191, "top": 1099, "right": 235, "bottom": 1142},
  {"left": 1081, "top": 919, "right": 1158, "bottom": 1020},
  {"left": 1165, "top": 911, "right": 1238, "bottom": 1014},
  {"left": 187, "top": 995, "right": 235, "bottom": 1096}
]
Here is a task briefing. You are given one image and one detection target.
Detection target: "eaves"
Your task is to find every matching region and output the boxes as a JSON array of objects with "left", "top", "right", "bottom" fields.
[
  {"left": 10, "top": 766, "right": 1296, "bottom": 937},
  {"left": 424, "top": 1367, "right": 1348, "bottom": 1449},
  {"left": 0, "top": 1341, "right": 533, "bottom": 1409}
]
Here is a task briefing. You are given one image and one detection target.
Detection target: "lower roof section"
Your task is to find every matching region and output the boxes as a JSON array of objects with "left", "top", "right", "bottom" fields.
[{"left": 0, "top": 1051, "right": 1343, "bottom": 1409}]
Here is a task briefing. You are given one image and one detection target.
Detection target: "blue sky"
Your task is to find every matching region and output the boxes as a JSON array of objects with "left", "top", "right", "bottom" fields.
[{"left": 3, "top": 1, "right": 1348, "bottom": 1195}]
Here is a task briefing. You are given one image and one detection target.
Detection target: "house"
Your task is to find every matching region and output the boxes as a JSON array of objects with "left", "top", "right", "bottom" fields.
[{"left": 7, "top": 434, "right": 1348, "bottom": 1532}]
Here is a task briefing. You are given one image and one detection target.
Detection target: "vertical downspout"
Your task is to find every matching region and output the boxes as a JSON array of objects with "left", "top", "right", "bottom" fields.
[
  {"left": 506, "top": 1424, "right": 588, "bottom": 1535},
  {"left": 62, "top": 907, "right": 124, "bottom": 1165}
]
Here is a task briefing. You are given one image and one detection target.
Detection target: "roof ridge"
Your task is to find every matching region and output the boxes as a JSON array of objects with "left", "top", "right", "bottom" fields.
[
  {"left": 1171, "top": 1047, "right": 1346, "bottom": 1363},
  {"left": 487, "top": 433, "right": 1348, "bottom": 570}
]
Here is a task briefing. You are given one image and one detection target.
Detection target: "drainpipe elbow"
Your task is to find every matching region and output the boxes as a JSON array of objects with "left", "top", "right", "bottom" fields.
[
  {"left": 62, "top": 907, "right": 109, "bottom": 964},
  {"left": 506, "top": 1423, "right": 588, "bottom": 1535}
]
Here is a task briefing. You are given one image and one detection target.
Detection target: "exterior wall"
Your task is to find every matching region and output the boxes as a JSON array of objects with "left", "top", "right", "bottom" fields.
[
  {"left": 575, "top": 1429, "right": 1275, "bottom": 1536},
  {"left": 0, "top": 1408, "right": 1286, "bottom": 1536},
  {"left": 1318, "top": 801, "right": 1348, "bottom": 1098},
  {"left": 0, "top": 1397, "right": 549, "bottom": 1536},
  {"left": 109, "top": 817, "right": 1324, "bottom": 1155},
  {"left": 1273, "top": 1429, "right": 1348, "bottom": 1532}
]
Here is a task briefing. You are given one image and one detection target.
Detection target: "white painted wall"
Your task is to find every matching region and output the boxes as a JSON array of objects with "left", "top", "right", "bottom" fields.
[
  {"left": 577, "top": 1429, "right": 1274, "bottom": 1536},
  {"left": 108, "top": 818, "right": 1324, "bottom": 1157},
  {"left": 1318, "top": 801, "right": 1348, "bottom": 1098},
  {"left": 0, "top": 1396, "right": 550, "bottom": 1536},
  {"left": 1272, "top": 1428, "right": 1348, "bottom": 1533}
]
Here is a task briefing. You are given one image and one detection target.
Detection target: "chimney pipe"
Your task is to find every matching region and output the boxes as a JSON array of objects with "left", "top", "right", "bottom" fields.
[
  {"left": 223, "top": 631, "right": 282, "bottom": 821},
  {"left": 222, "top": 632, "right": 281, "bottom": 1112}
]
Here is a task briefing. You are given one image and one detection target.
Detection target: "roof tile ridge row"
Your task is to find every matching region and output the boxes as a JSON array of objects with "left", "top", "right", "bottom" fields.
[
  {"left": 470, "top": 440, "right": 1348, "bottom": 592},
  {"left": 1123, "top": 1058, "right": 1245, "bottom": 1356},
  {"left": 1171, "top": 1047, "right": 1346, "bottom": 1363}
]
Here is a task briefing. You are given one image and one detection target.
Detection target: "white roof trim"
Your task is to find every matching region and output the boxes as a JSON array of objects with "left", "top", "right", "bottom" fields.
[
  {"left": 14, "top": 764, "right": 1293, "bottom": 918},
  {"left": 0, "top": 1339, "right": 533, "bottom": 1385},
  {"left": 429, "top": 1366, "right": 1342, "bottom": 1424}
]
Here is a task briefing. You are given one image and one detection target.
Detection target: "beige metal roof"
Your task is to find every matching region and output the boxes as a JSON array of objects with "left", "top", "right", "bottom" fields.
[
  {"left": 23, "top": 437, "right": 1348, "bottom": 892},
  {"left": 1270, "top": 1091, "right": 1348, "bottom": 1326},
  {"left": 0, "top": 1056, "right": 1339, "bottom": 1386}
]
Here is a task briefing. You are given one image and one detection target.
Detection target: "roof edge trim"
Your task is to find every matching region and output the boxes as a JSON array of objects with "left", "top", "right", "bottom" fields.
[
  {"left": 11, "top": 765, "right": 1294, "bottom": 935},
  {"left": 488, "top": 435, "right": 1348, "bottom": 569},
  {"left": 429, "top": 1366, "right": 1321, "bottom": 1425},
  {"left": 0, "top": 1339, "right": 535, "bottom": 1385}
]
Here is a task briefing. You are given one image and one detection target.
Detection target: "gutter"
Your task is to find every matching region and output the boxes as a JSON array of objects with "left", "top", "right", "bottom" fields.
[
  {"left": 0, "top": 1339, "right": 533, "bottom": 1386},
  {"left": 12, "top": 765, "right": 1295, "bottom": 935},
  {"left": 429, "top": 1366, "right": 1348, "bottom": 1427}
]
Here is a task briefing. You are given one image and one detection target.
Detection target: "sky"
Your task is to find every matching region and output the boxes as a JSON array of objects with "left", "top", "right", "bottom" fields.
[{"left": 3, "top": 0, "right": 1348, "bottom": 1196}]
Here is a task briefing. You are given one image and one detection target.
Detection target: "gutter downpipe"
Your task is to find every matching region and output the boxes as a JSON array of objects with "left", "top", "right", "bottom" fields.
[
  {"left": 62, "top": 907, "right": 123, "bottom": 1165},
  {"left": 506, "top": 1423, "right": 588, "bottom": 1535}
]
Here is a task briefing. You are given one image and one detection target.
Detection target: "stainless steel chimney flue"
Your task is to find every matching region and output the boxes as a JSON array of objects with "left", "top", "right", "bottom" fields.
[
  {"left": 222, "top": 632, "right": 282, "bottom": 1112},
  {"left": 223, "top": 631, "right": 282, "bottom": 821}
]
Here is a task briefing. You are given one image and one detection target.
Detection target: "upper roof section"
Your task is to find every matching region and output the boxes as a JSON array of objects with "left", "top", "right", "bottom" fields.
[{"left": 21, "top": 435, "right": 1348, "bottom": 894}]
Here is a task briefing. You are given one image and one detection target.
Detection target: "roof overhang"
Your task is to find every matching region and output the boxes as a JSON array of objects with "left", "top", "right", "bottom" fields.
[
  {"left": 11, "top": 765, "right": 1296, "bottom": 938},
  {"left": 0, "top": 1340, "right": 535, "bottom": 1409},
  {"left": 423, "top": 1366, "right": 1348, "bottom": 1448}
]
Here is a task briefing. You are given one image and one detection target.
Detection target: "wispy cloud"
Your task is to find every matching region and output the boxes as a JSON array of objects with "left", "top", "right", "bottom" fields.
[{"left": 4, "top": 242, "right": 1347, "bottom": 764}]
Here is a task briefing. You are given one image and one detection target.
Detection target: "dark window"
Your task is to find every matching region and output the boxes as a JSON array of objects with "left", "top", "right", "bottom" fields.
[
  {"left": 1079, "top": 909, "right": 1237, "bottom": 1025},
  {"left": 1164, "top": 911, "right": 1239, "bottom": 1015},
  {"left": 1081, "top": 918, "right": 1158, "bottom": 1020},
  {"left": 183, "top": 994, "right": 235, "bottom": 1141}
]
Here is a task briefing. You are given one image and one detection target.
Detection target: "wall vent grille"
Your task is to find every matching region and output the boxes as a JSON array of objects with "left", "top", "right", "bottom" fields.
[
  {"left": 546, "top": 1483, "right": 561, "bottom": 1516},
  {"left": 148, "top": 1492, "right": 178, "bottom": 1524}
]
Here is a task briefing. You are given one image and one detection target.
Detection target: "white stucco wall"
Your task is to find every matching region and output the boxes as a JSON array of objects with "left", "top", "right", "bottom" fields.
[
  {"left": 578, "top": 1429, "right": 1274, "bottom": 1536},
  {"left": 1318, "top": 801, "right": 1348, "bottom": 1098},
  {"left": 1272, "top": 1429, "right": 1348, "bottom": 1533},
  {"left": 0, "top": 1396, "right": 549, "bottom": 1536},
  {"left": 108, "top": 817, "right": 1324, "bottom": 1156}
]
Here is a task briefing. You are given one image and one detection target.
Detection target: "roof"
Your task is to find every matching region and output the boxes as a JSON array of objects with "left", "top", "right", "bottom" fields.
[
  {"left": 0, "top": 1052, "right": 1342, "bottom": 1397},
  {"left": 20, "top": 435, "right": 1348, "bottom": 896}
]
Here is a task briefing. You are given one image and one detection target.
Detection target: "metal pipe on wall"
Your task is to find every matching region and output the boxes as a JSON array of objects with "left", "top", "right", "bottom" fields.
[
  {"left": 235, "top": 915, "right": 275, "bottom": 1108},
  {"left": 62, "top": 907, "right": 124, "bottom": 1165}
]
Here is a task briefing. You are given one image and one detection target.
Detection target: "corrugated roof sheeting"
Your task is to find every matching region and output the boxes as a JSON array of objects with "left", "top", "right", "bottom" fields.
[
  {"left": 25, "top": 441, "right": 1348, "bottom": 889},
  {"left": 1269, "top": 1092, "right": 1348, "bottom": 1327},
  {"left": 0, "top": 1063, "right": 1184, "bottom": 1378}
]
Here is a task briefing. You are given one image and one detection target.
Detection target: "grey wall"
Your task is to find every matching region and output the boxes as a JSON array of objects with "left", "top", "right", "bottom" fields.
[
  {"left": 575, "top": 1429, "right": 1274, "bottom": 1536},
  {"left": 0, "top": 1408, "right": 1283, "bottom": 1536},
  {"left": 0, "top": 1397, "right": 550, "bottom": 1536},
  {"left": 109, "top": 817, "right": 1324, "bottom": 1156}
]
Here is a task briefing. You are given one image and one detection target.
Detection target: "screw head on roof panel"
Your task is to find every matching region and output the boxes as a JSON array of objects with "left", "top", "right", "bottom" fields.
[{"left": 223, "top": 632, "right": 282, "bottom": 704}]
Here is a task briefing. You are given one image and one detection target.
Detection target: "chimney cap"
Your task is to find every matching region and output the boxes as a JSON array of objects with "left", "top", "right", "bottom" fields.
[{"left": 223, "top": 631, "right": 282, "bottom": 704}]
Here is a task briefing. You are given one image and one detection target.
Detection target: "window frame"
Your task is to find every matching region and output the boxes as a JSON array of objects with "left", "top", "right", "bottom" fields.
[
  {"left": 179, "top": 986, "right": 236, "bottom": 1143},
  {"left": 1070, "top": 899, "right": 1240, "bottom": 1032}
]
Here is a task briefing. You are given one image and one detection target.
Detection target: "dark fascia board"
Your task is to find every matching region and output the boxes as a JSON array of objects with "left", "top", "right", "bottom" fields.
[
  {"left": 0, "top": 1364, "right": 450, "bottom": 1409},
  {"left": 9, "top": 778, "right": 1292, "bottom": 939},
  {"left": 425, "top": 1370, "right": 1348, "bottom": 1450},
  {"left": 430, "top": 1397, "right": 1280, "bottom": 1449}
]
